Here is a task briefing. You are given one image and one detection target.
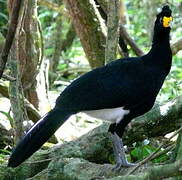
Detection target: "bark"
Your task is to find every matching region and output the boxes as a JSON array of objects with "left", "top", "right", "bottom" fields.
[
  {"left": 18, "top": 0, "right": 43, "bottom": 109},
  {"left": 0, "top": 0, "right": 22, "bottom": 78},
  {"left": 39, "top": 0, "right": 77, "bottom": 86},
  {"left": 49, "top": 22, "right": 76, "bottom": 85},
  {"left": 8, "top": 0, "right": 50, "bottom": 115},
  {"left": 36, "top": 59, "right": 51, "bottom": 115},
  {"left": 6, "top": 0, "right": 47, "bottom": 142},
  {"left": 61, "top": 24, "right": 76, "bottom": 53},
  {"left": 50, "top": 13, "right": 63, "bottom": 74},
  {"left": 8, "top": 0, "right": 30, "bottom": 143},
  {"left": 2, "top": 158, "right": 182, "bottom": 180},
  {"left": 63, "top": 0, "right": 106, "bottom": 68},
  {"left": 105, "top": 0, "right": 120, "bottom": 64},
  {"left": 48, "top": 0, "right": 76, "bottom": 84},
  {"left": 9, "top": 48, "right": 28, "bottom": 144},
  {"left": 171, "top": 38, "right": 182, "bottom": 55},
  {"left": 119, "top": 25, "right": 144, "bottom": 56},
  {"left": 95, "top": 0, "right": 107, "bottom": 14},
  {"left": 19, "top": 158, "right": 182, "bottom": 180}
]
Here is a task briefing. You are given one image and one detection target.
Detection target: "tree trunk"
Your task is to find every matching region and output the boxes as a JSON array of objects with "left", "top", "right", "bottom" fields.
[
  {"left": 61, "top": 23, "right": 76, "bottom": 53},
  {"left": 6, "top": 0, "right": 51, "bottom": 143},
  {"left": 49, "top": 1, "right": 63, "bottom": 77},
  {"left": 105, "top": 0, "right": 120, "bottom": 63},
  {"left": 7, "top": 0, "right": 30, "bottom": 143},
  {"left": 15, "top": 0, "right": 45, "bottom": 111},
  {"left": 9, "top": 46, "right": 28, "bottom": 144},
  {"left": 0, "top": 0, "right": 22, "bottom": 78},
  {"left": 63, "top": 0, "right": 106, "bottom": 68},
  {"left": 49, "top": 21, "right": 76, "bottom": 86}
]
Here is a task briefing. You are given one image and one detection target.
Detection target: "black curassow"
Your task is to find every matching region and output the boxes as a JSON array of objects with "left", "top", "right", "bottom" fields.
[{"left": 8, "top": 5, "right": 173, "bottom": 169}]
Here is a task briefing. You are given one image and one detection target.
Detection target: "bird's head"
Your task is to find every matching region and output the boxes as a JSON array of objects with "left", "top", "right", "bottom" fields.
[
  {"left": 156, "top": 5, "right": 172, "bottom": 30},
  {"left": 152, "top": 5, "right": 172, "bottom": 43}
]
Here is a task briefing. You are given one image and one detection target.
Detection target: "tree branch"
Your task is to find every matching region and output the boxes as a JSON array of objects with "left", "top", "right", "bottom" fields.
[
  {"left": 6, "top": 157, "right": 182, "bottom": 180},
  {"left": 124, "top": 96, "right": 182, "bottom": 144},
  {"left": 171, "top": 38, "right": 182, "bottom": 55},
  {"left": 0, "top": 0, "right": 22, "bottom": 78},
  {"left": 119, "top": 25, "right": 145, "bottom": 56},
  {"left": 63, "top": 0, "right": 106, "bottom": 68}
]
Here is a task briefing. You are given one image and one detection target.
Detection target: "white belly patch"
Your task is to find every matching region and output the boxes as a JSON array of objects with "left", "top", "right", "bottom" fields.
[{"left": 83, "top": 107, "right": 130, "bottom": 124}]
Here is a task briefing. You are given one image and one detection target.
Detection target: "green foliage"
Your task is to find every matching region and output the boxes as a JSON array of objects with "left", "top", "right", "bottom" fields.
[
  {"left": 0, "top": 111, "right": 13, "bottom": 128},
  {"left": 38, "top": 7, "right": 71, "bottom": 58},
  {"left": 61, "top": 38, "right": 87, "bottom": 65},
  {"left": 130, "top": 141, "right": 169, "bottom": 163},
  {"left": 0, "top": 0, "right": 8, "bottom": 36},
  {"left": 126, "top": 0, "right": 182, "bottom": 103},
  {"left": 158, "top": 54, "right": 182, "bottom": 102}
]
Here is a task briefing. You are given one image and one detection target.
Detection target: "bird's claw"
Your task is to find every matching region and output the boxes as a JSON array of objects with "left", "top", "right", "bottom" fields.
[{"left": 112, "top": 161, "right": 136, "bottom": 171}]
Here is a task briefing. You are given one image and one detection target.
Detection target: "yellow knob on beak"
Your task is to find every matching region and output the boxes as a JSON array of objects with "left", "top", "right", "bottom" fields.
[{"left": 163, "top": 16, "right": 173, "bottom": 27}]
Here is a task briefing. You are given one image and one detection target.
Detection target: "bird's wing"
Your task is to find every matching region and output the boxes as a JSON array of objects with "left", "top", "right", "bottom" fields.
[{"left": 56, "top": 58, "right": 156, "bottom": 111}]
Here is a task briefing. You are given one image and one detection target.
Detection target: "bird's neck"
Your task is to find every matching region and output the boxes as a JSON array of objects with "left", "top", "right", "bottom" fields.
[
  {"left": 152, "top": 27, "right": 170, "bottom": 46},
  {"left": 150, "top": 33, "right": 171, "bottom": 58},
  {"left": 145, "top": 28, "right": 172, "bottom": 74}
]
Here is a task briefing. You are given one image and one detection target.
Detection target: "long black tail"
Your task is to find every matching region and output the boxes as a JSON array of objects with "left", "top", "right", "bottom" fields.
[{"left": 8, "top": 108, "right": 72, "bottom": 167}]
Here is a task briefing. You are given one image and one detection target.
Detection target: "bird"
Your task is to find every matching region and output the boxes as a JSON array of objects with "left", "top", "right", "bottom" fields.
[{"left": 8, "top": 5, "right": 173, "bottom": 169}]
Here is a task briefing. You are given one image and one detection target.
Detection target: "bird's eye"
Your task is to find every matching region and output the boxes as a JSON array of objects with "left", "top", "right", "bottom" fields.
[{"left": 159, "top": 17, "right": 163, "bottom": 24}]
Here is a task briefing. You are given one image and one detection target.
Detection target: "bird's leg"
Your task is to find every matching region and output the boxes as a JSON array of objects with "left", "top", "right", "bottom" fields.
[{"left": 110, "top": 132, "right": 136, "bottom": 170}]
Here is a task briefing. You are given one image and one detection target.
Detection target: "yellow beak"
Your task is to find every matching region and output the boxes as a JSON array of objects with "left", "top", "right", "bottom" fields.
[{"left": 163, "top": 16, "right": 173, "bottom": 28}]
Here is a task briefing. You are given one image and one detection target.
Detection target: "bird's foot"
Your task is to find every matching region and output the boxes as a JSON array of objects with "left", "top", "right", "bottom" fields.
[
  {"left": 112, "top": 158, "right": 136, "bottom": 171},
  {"left": 110, "top": 132, "right": 136, "bottom": 171}
]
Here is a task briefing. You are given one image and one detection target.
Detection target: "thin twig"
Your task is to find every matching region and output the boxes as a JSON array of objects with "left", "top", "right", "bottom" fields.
[
  {"left": 149, "top": 143, "right": 175, "bottom": 161},
  {"left": 120, "top": 25, "right": 145, "bottom": 56},
  {"left": 127, "top": 126, "right": 182, "bottom": 175},
  {"left": 24, "top": 157, "right": 55, "bottom": 164}
]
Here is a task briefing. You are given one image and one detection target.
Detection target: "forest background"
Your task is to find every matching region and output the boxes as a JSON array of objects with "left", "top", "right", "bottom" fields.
[{"left": 0, "top": 0, "right": 182, "bottom": 179}]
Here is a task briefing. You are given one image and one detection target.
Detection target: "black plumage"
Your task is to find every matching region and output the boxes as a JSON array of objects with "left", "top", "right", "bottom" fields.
[{"left": 8, "top": 5, "right": 173, "bottom": 168}]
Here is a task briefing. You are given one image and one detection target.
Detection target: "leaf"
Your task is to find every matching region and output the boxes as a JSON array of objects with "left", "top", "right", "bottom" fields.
[
  {"left": 0, "top": 111, "right": 13, "bottom": 128},
  {"left": 0, "top": 12, "right": 8, "bottom": 20}
]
